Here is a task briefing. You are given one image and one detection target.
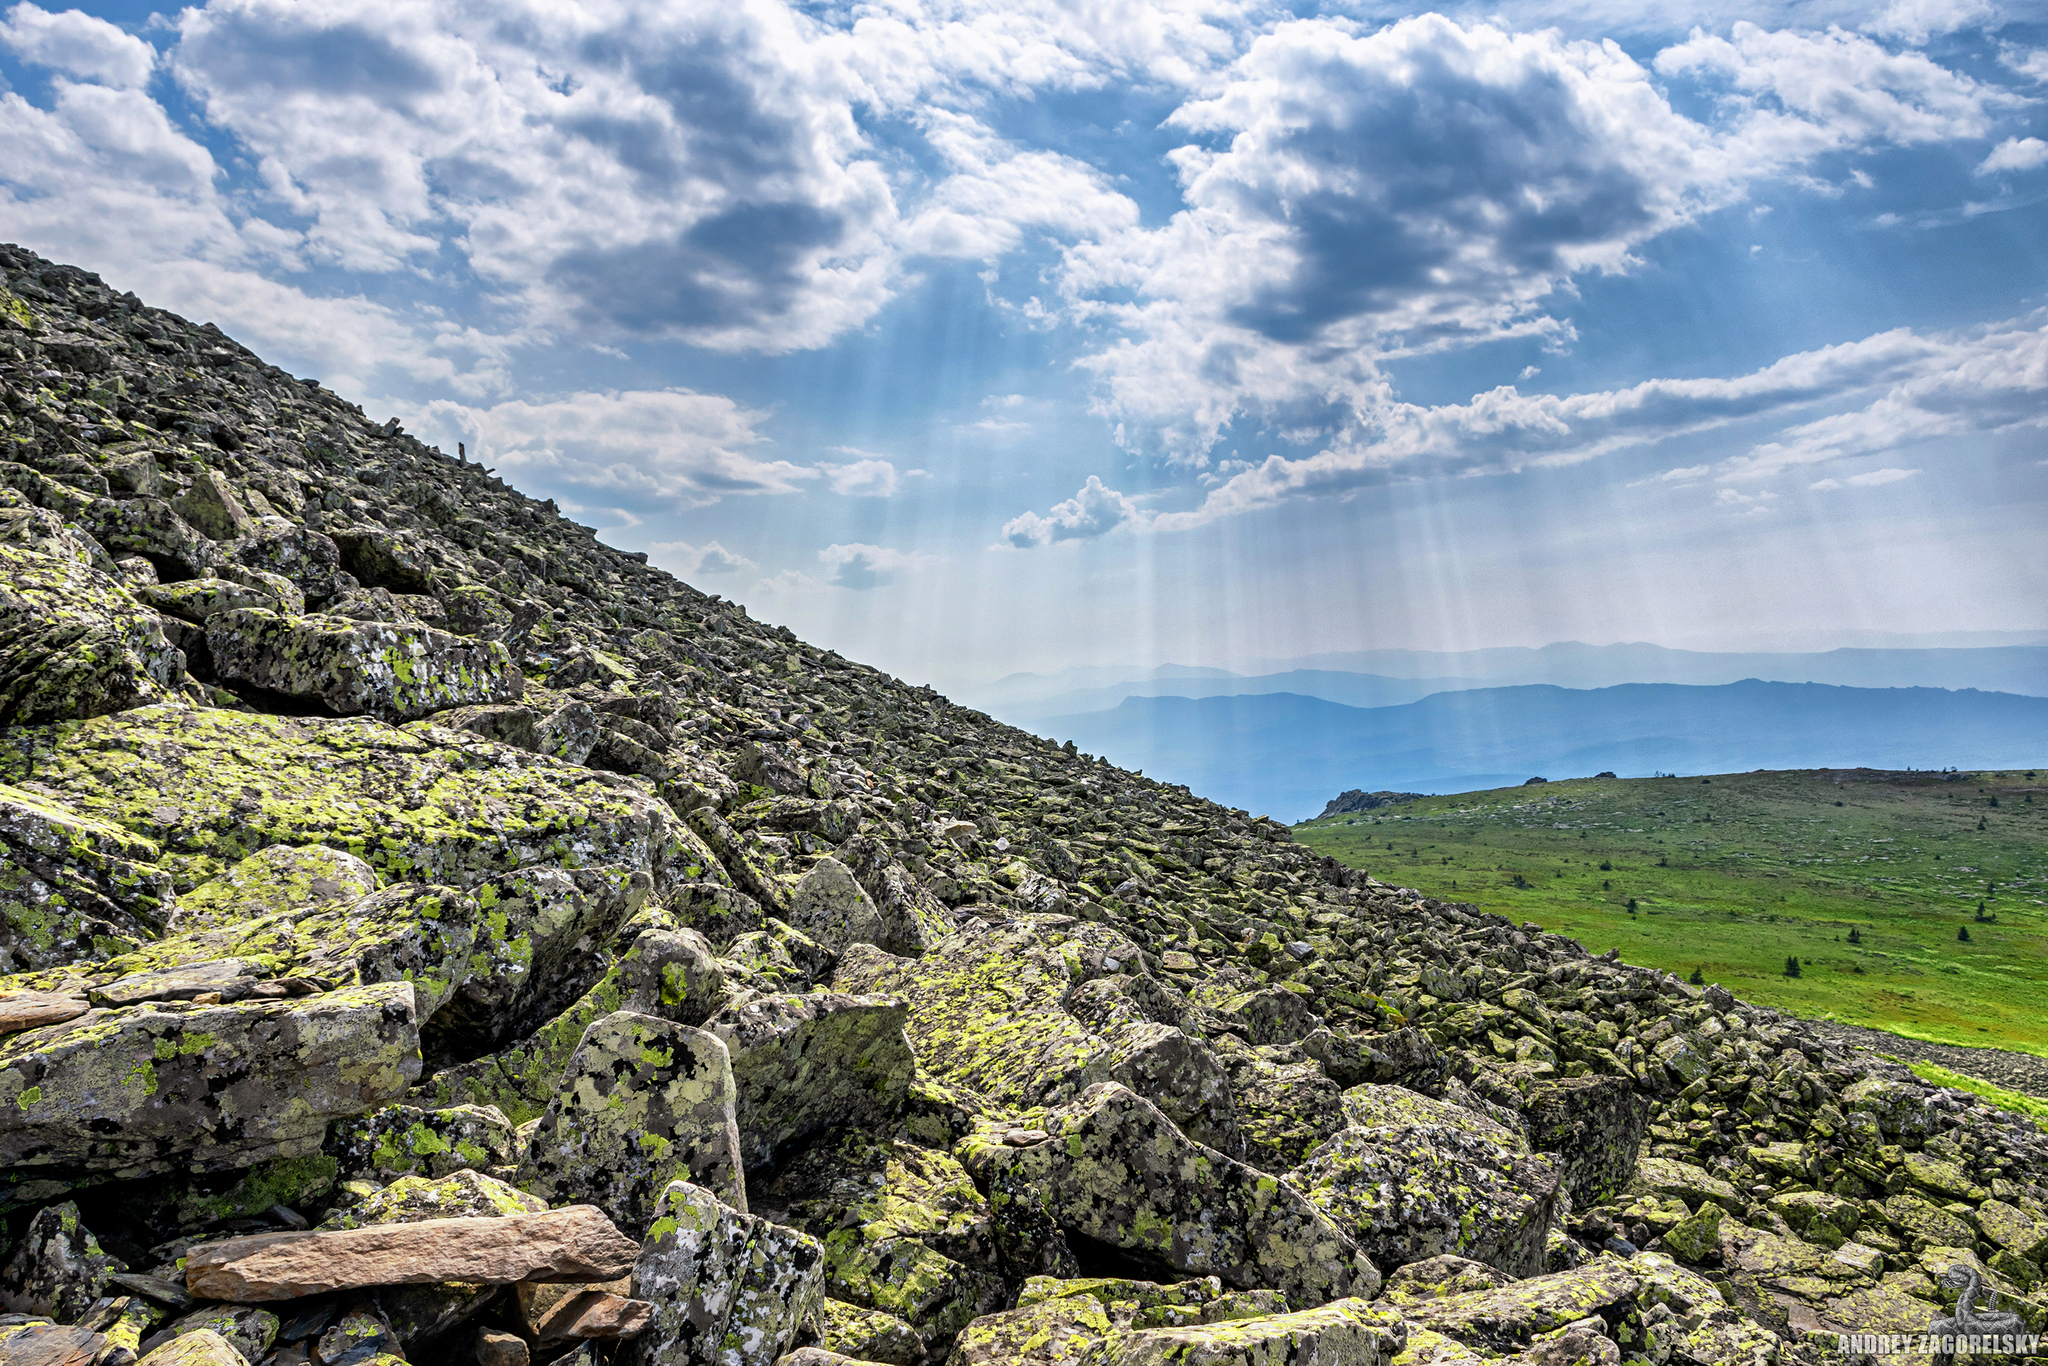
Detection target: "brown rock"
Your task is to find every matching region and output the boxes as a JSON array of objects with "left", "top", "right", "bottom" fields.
[
  {"left": 183, "top": 1206, "right": 639, "bottom": 1302},
  {"left": 476, "top": 1327, "right": 530, "bottom": 1366},
  {"left": 538, "top": 1291, "right": 655, "bottom": 1341},
  {"left": 0, "top": 993, "right": 89, "bottom": 1036},
  {"left": 0, "top": 1323, "right": 104, "bottom": 1366}
]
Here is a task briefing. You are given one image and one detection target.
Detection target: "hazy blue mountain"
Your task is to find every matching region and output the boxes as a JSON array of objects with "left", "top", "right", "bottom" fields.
[
  {"left": 968, "top": 643, "right": 2048, "bottom": 722},
  {"left": 1038, "top": 681, "right": 2048, "bottom": 823},
  {"left": 985, "top": 669, "right": 1484, "bottom": 723}
]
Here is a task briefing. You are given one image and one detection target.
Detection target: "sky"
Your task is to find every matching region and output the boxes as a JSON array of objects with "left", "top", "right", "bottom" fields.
[{"left": 3, "top": 0, "right": 2045, "bottom": 690}]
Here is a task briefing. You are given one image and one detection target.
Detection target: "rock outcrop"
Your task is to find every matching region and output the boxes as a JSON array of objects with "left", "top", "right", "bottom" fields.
[{"left": 3, "top": 242, "right": 2046, "bottom": 1366}]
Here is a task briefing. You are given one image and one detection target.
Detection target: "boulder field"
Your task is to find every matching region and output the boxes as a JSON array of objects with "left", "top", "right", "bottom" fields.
[{"left": 2, "top": 242, "right": 2045, "bottom": 1366}]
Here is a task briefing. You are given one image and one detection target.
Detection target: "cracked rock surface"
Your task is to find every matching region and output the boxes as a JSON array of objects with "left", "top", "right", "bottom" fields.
[{"left": 5, "top": 244, "right": 2048, "bottom": 1365}]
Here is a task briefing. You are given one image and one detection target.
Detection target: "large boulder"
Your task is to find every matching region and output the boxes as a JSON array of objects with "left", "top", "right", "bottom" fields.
[
  {"left": 0, "top": 705, "right": 688, "bottom": 893},
  {"left": 170, "top": 842, "right": 378, "bottom": 932},
  {"left": 0, "top": 1201, "right": 122, "bottom": 1319},
  {"left": 1288, "top": 1085, "right": 1561, "bottom": 1279},
  {"left": 1521, "top": 1075, "right": 1649, "bottom": 1208},
  {"left": 0, "top": 981, "right": 421, "bottom": 1200},
  {"left": 1, "top": 782, "right": 174, "bottom": 974},
  {"left": 962, "top": 1083, "right": 1376, "bottom": 1309},
  {"left": 0, "top": 543, "right": 184, "bottom": 725},
  {"left": 227, "top": 521, "right": 344, "bottom": 599},
  {"left": 834, "top": 919, "right": 1240, "bottom": 1154},
  {"left": 752, "top": 1130, "right": 1005, "bottom": 1347},
  {"left": 703, "top": 991, "right": 916, "bottom": 1171},
  {"left": 1086, "top": 1298, "right": 1406, "bottom": 1365},
  {"left": 618, "top": 1179, "right": 826, "bottom": 1366},
  {"left": 205, "top": 608, "right": 521, "bottom": 722},
  {"left": 517, "top": 1011, "right": 745, "bottom": 1236}
]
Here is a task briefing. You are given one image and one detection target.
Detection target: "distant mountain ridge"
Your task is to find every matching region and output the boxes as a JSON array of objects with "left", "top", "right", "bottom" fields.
[
  {"left": 963, "top": 641, "right": 2048, "bottom": 724},
  {"left": 1041, "top": 679, "right": 2048, "bottom": 822}
]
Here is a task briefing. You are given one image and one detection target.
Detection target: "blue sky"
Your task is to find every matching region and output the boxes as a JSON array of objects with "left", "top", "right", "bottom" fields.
[{"left": 3, "top": 0, "right": 2044, "bottom": 688}]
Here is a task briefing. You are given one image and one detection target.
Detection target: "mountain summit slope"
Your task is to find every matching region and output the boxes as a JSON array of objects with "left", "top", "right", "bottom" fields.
[{"left": 3, "top": 244, "right": 2045, "bottom": 1364}]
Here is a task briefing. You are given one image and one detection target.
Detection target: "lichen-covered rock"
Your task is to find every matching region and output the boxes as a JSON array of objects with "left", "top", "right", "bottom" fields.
[
  {"left": 1520, "top": 1076, "right": 1647, "bottom": 1209},
  {"left": 136, "top": 576, "right": 291, "bottom": 625},
  {"left": 206, "top": 607, "right": 520, "bottom": 722},
  {"left": 1377, "top": 1256, "right": 1516, "bottom": 1307},
  {"left": 80, "top": 497, "right": 226, "bottom": 582},
  {"left": 619, "top": 1179, "right": 826, "bottom": 1366},
  {"left": 0, "top": 981, "right": 420, "bottom": 1196},
  {"left": 518, "top": 1011, "right": 745, "bottom": 1235},
  {"left": 1213, "top": 1037, "right": 1345, "bottom": 1171},
  {"left": 1085, "top": 1297, "right": 1406, "bottom": 1365},
  {"left": 159, "top": 1305, "right": 280, "bottom": 1364},
  {"left": 833, "top": 920, "right": 1237, "bottom": 1153},
  {"left": 169, "top": 841, "right": 377, "bottom": 934},
  {"left": 704, "top": 992, "right": 915, "bottom": 1170},
  {"left": 319, "top": 1168, "right": 543, "bottom": 1229},
  {"left": 962, "top": 1083, "right": 1375, "bottom": 1309},
  {"left": 326, "top": 1103, "right": 520, "bottom": 1184},
  {"left": 0, "top": 544, "right": 184, "bottom": 726},
  {"left": 818, "top": 1299, "right": 923, "bottom": 1364},
  {"left": 135, "top": 1328, "right": 246, "bottom": 1366},
  {"left": 1, "top": 782, "right": 173, "bottom": 974},
  {"left": 170, "top": 469, "right": 255, "bottom": 542},
  {"left": 1298, "top": 1027, "right": 1443, "bottom": 1093},
  {"left": 786, "top": 857, "right": 878, "bottom": 951},
  {"left": 1291, "top": 1084, "right": 1561, "bottom": 1279},
  {"left": 0, "top": 705, "right": 687, "bottom": 893},
  {"left": 753, "top": 1131, "right": 1003, "bottom": 1347},
  {"left": 1627, "top": 1158, "right": 1740, "bottom": 1216},
  {"left": 945, "top": 1295, "right": 1118, "bottom": 1365},
  {"left": 170, "top": 1152, "right": 341, "bottom": 1228},
  {"left": 227, "top": 521, "right": 343, "bottom": 599},
  {"left": 0, "top": 1201, "right": 122, "bottom": 1319}
]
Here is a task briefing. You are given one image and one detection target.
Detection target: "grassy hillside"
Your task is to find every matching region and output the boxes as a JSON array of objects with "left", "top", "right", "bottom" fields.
[{"left": 1294, "top": 766, "right": 2048, "bottom": 1056}]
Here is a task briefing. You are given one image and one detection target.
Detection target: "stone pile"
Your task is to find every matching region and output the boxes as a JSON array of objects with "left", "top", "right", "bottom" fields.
[{"left": 4, "top": 242, "right": 2047, "bottom": 1366}]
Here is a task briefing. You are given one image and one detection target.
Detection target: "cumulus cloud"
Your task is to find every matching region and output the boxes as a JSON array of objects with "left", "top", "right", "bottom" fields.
[
  {"left": 410, "top": 389, "right": 814, "bottom": 507},
  {"left": 898, "top": 110, "right": 1137, "bottom": 261},
  {"left": 820, "top": 454, "right": 919, "bottom": 496},
  {"left": 1979, "top": 137, "right": 2048, "bottom": 174},
  {"left": 0, "top": 4, "right": 156, "bottom": 87},
  {"left": 1863, "top": 0, "right": 1997, "bottom": 45},
  {"left": 649, "top": 540, "right": 756, "bottom": 575},
  {"left": 1138, "top": 316, "right": 2048, "bottom": 529},
  {"left": 818, "top": 542, "right": 937, "bottom": 589},
  {"left": 1060, "top": 14, "right": 2022, "bottom": 464},
  {"left": 1001, "top": 475, "right": 1145, "bottom": 548}
]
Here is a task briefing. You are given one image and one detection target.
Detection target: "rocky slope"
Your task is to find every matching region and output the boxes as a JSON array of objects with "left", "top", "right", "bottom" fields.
[{"left": 2, "top": 242, "right": 2046, "bottom": 1366}]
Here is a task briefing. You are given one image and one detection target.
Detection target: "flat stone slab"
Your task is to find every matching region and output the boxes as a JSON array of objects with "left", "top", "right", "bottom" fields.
[{"left": 183, "top": 1205, "right": 639, "bottom": 1301}]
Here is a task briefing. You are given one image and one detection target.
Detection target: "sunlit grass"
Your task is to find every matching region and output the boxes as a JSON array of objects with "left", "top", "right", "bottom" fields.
[
  {"left": 1295, "top": 767, "right": 2048, "bottom": 1056},
  {"left": 1909, "top": 1062, "right": 2048, "bottom": 1129}
]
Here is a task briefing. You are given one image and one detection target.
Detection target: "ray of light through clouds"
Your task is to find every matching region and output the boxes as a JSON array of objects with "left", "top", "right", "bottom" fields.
[{"left": 1, "top": 0, "right": 2043, "bottom": 687}]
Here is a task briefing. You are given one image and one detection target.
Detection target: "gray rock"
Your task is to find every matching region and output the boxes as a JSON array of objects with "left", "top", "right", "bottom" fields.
[
  {"left": 617, "top": 1179, "right": 825, "bottom": 1366},
  {"left": 0, "top": 544, "right": 184, "bottom": 726},
  {"left": 206, "top": 607, "right": 522, "bottom": 722},
  {"left": 704, "top": 991, "right": 916, "bottom": 1170},
  {"left": 0, "top": 1202, "right": 122, "bottom": 1320},
  {"left": 517, "top": 1011, "right": 745, "bottom": 1236},
  {"left": 962, "top": 1082, "right": 1376, "bottom": 1309},
  {"left": 1, "top": 783, "right": 173, "bottom": 974},
  {"left": 169, "top": 469, "right": 255, "bottom": 542},
  {"left": 0, "top": 981, "right": 421, "bottom": 1195}
]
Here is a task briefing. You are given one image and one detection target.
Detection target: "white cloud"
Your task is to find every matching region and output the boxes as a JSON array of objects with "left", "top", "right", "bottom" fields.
[
  {"left": 1863, "top": 0, "right": 1997, "bottom": 45},
  {"left": 820, "top": 455, "right": 913, "bottom": 496},
  {"left": 1813, "top": 467, "right": 1920, "bottom": 488},
  {"left": 1059, "top": 15, "right": 2021, "bottom": 465},
  {"left": 1001, "top": 475, "right": 1145, "bottom": 548},
  {"left": 984, "top": 393, "right": 1026, "bottom": 407},
  {"left": 649, "top": 540, "right": 756, "bottom": 575},
  {"left": 817, "top": 542, "right": 938, "bottom": 589},
  {"left": 1137, "top": 316, "right": 2048, "bottom": 529},
  {"left": 2004, "top": 46, "right": 2048, "bottom": 83},
  {"left": 409, "top": 389, "right": 815, "bottom": 508},
  {"left": 899, "top": 110, "right": 1137, "bottom": 261},
  {"left": 0, "top": 3, "right": 156, "bottom": 87},
  {"left": 1979, "top": 138, "right": 2048, "bottom": 174}
]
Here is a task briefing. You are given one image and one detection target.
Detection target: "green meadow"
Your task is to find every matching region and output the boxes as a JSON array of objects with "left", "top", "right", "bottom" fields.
[{"left": 1294, "top": 767, "right": 2048, "bottom": 1056}]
